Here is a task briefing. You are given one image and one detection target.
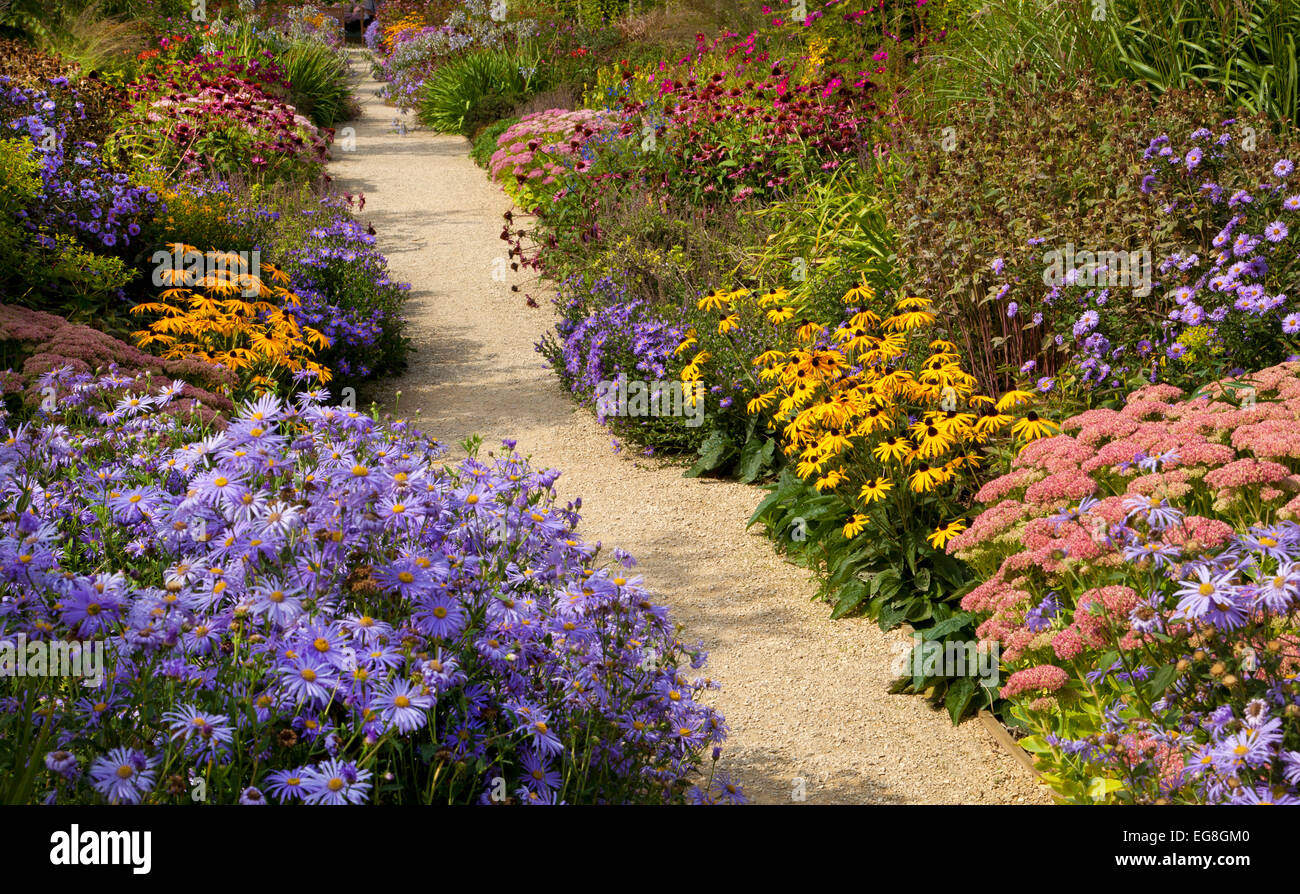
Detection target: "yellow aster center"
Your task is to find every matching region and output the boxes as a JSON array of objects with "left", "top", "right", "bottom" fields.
[
  {"left": 116, "top": 765, "right": 133, "bottom": 779},
  {"left": 1199, "top": 582, "right": 1215, "bottom": 596},
  {"left": 394, "top": 695, "right": 410, "bottom": 708}
]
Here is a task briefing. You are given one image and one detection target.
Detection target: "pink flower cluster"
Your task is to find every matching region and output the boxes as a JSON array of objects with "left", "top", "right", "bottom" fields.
[
  {"left": 999, "top": 664, "right": 1068, "bottom": 699},
  {"left": 489, "top": 109, "right": 614, "bottom": 187},
  {"left": 959, "top": 362, "right": 1300, "bottom": 694},
  {"left": 0, "top": 303, "right": 234, "bottom": 425}
]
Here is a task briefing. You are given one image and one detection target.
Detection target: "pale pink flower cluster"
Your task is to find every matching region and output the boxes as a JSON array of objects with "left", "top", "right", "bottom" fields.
[
  {"left": 1161, "top": 515, "right": 1236, "bottom": 552},
  {"left": 1202, "top": 458, "right": 1292, "bottom": 491},
  {"left": 489, "top": 108, "right": 613, "bottom": 187},
  {"left": 1023, "top": 469, "right": 1097, "bottom": 505},
  {"left": 999, "top": 664, "right": 1069, "bottom": 699},
  {"left": 946, "top": 498, "right": 1030, "bottom": 554},
  {"left": 1231, "top": 419, "right": 1300, "bottom": 460},
  {"left": 1126, "top": 468, "right": 1191, "bottom": 498},
  {"left": 959, "top": 362, "right": 1300, "bottom": 693},
  {"left": 1012, "top": 434, "right": 1092, "bottom": 473},
  {"left": 974, "top": 467, "right": 1038, "bottom": 503}
]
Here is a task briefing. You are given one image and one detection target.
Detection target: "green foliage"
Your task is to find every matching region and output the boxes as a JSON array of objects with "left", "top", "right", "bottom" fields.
[
  {"left": 1099, "top": 0, "right": 1300, "bottom": 126},
  {"left": 884, "top": 75, "right": 1231, "bottom": 393},
  {"left": 469, "top": 115, "right": 518, "bottom": 167},
  {"left": 908, "top": 0, "right": 1104, "bottom": 119},
  {"left": 207, "top": 21, "right": 356, "bottom": 128},
  {"left": 416, "top": 49, "right": 542, "bottom": 136}
]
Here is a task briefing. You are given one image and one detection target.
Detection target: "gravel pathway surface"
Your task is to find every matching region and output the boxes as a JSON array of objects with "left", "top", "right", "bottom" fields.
[{"left": 330, "top": 55, "right": 1050, "bottom": 804}]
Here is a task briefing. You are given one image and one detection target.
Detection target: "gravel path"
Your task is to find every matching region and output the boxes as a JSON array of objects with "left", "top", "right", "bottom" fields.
[{"left": 330, "top": 55, "right": 1050, "bottom": 804}]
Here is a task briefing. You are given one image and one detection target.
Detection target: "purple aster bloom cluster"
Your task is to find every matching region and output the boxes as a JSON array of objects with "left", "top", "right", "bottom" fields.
[
  {"left": 539, "top": 273, "right": 688, "bottom": 405},
  {"left": 1, "top": 76, "right": 161, "bottom": 254},
  {"left": 279, "top": 200, "right": 409, "bottom": 379},
  {"left": 0, "top": 368, "right": 728, "bottom": 805}
]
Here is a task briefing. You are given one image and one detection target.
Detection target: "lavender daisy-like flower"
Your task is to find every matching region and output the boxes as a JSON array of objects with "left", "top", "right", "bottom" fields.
[
  {"left": 1174, "top": 564, "right": 1237, "bottom": 621},
  {"left": 162, "top": 704, "right": 234, "bottom": 758},
  {"left": 44, "top": 750, "right": 79, "bottom": 780},
  {"left": 301, "top": 759, "right": 372, "bottom": 805},
  {"left": 88, "top": 747, "right": 156, "bottom": 804},
  {"left": 265, "top": 768, "right": 308, "bottom": 803},
  {"left": 278, "top": 654, "right": 338, "bottom": 706},
  {"left": 1274, "top": 158, "right": 1294, "bottom": 179},
  {"left": 239, "top": 786, "right": 267, "bottom": 805},
  {"left": 1264, "top": 220, "right": 1289, "bottom": 243},
  {"left": 372, "top": 678, "right": 433, "bottom": 733}
]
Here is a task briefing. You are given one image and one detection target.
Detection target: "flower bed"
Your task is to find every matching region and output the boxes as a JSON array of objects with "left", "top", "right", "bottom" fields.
[
  {"left": 2, "top": 374, "right": 727, "bottom": 805},
  {"left": 952, "top": 364, "right": 1300, "bottom": 802}
]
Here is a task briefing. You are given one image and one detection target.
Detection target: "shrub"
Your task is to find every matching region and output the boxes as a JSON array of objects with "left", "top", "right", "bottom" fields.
[
  {"left": 107, "top": 64, "right": 330, "bottom": 184},
  {"left": 885, "top": 75, "right": 1233, "bottom": 394},
  {"left": 269, "top": 194, "right": 410, "bottom": 381},
  {"left": 416, "top": 49, "right": 541, "bottom": 137},
  {"left": 488, "top": 108, "right": 615, "bottom": 209},
  {"left": 470, "top": 115, "right": 517, "bottom": 168}
]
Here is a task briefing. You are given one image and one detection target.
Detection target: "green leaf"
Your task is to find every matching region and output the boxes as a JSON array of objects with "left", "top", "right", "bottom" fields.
[
  {"left": 830, "top": 581, "right": 868, "bottom": 620},
  {"left": 1145, "top": 662, "right": 1179, "bottom": 699},
  {"left": 736, "top": 434, "right": 773, "bottom": 484},
  {"left": 945, "top": 676, "right": 978, "bottom": 724},
  {"left": 684, "top": 430, "right": 735, "bottom": 478},
  {"left": 877, "top": 600, "right": 909, "bottom": 630},
  {"left": 922, "top": 611, "right": 975, "bottom": 641},
  {"left": 913, "top": 566, "right": 931, "bottom": 595}
]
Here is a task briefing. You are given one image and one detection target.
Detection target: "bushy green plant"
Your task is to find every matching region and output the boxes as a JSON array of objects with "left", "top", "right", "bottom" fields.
[
  {"left": 884, "top": 75, "right": 1232, "bottom": 394},
  {"left": 0, "top": 139, "right": 134, "bottom": 322},
  {"left": 416, "top": 49, "right": 542, "bottom": 136}
]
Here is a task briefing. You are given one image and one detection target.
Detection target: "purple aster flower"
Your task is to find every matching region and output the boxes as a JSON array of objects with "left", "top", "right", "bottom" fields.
[
  {"left": 372, "top": 678, "right": 433, "bottom": 733},
  {"left": 300, "top": 759, "right": 372, "bottom": 805},
  {"left": 88, "top": 747, "right": 156, "bottom": 804}
]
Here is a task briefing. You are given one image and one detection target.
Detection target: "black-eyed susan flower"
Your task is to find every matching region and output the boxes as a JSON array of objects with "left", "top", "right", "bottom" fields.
[
  {"left": 927, "top": 519, "right": 967, "bottom": 549},
  {"left": 858, "top": 477, "right": 892, "bottom": 504},
  {"left": 815, "top": 469, "right": 847, "bottom": 490},
  {"left": 873, "top": 436, "right": 912, "bottom": 463},
  {"left": 995, "top": 389, "right": 1036, "bottom": 412},
  {"left": 796, "top": 319, "right": 824, "bottom": 342},
  {"left": 697, "top": 288, "right": 731, "bottom": 311},
  {"left": 1011, "top": 410, "right": 1060, "bottom": 443},
  {"left": 843, "top": 513, "right": 870, "bottom": 538},
  {"left": 908, "top": 461, "right": 947, "bottom": 493},
  {"left": 841, "top": 273, "right": 876, "bottom": 305}
]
